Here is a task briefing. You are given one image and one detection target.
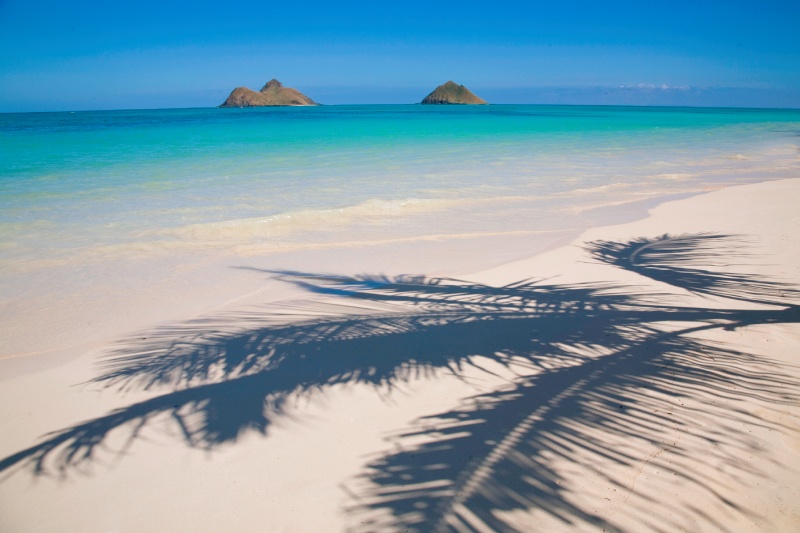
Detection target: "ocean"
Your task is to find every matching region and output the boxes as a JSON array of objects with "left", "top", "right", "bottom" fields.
[{"left": 1, "top": 104, "right": 799, "bottom": 353}]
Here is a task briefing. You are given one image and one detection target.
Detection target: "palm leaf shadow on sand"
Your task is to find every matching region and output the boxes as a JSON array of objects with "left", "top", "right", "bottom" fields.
[
  {"left": 1, "top": 233, "right": 799, "bottom": 531},
  {"left": 346, "top": 234, "right": 800, "bottom": 532}
]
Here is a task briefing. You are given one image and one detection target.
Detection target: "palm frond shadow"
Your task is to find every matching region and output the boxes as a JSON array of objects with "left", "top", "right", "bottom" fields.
[
  {"left": 1, "top": 278, "right": 634, "bottom": 477},
  {"left": 347, "top": 234, "right": 800, "bottom": 532},
  {"left": 350, "top": 321, "right": 798, "bottom": 532},
  {"left": 587, "top": 233, "right": 800, "bottom": 305},
  {"left": 1, "top": 234, "right": 798, "bottom": 532}
]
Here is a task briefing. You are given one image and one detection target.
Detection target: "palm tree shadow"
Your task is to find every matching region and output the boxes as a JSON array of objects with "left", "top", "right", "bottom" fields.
[
  {"left": 1, "top": 277, "right": 634, "bottom": 476},
  {"left": 587, "top": 233, "right": 800, "bottom": 305},
  {"left": 350, "top": 314, "right": 799, "bottom": 532},
  {"left": 1, "top": 234, "right": 798, "bottom": 532},
  {"left": 347, "top": 234, "right": 800, "bottom": 532}
]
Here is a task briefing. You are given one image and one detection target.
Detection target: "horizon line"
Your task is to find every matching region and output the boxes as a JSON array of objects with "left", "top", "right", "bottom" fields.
[{"left": 3, "top": 101, "right": 800, "bottom": 115}]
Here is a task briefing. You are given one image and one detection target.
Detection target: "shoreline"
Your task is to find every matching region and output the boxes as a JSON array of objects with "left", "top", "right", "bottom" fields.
[
  {"left": 1, "top": 178, "right": 798, "bottom": 531},
  {"left": 4, "top": 105, "right": 799, "bottom": 359},
  {"left": 0, "top": 181, "right": 749, "bottom": 360}
]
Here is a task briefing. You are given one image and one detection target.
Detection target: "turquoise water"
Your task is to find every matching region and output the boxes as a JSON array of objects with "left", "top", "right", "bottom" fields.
[
  {"left": 1, "top": 104, "right": 799, "bottom": 269},
  {"left": 2, "top": 104, "right": 799, "bottom": 353}
]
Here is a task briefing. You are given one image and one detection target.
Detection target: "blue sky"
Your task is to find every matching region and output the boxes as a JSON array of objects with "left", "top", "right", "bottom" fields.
[{"left": 1, "top": 0, "right": 799, "bottom": 110}]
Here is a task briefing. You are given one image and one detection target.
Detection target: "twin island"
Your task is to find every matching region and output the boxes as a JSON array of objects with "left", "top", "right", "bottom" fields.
[{"left": 219, "top": 79, "right": 487, "bottom": 107}]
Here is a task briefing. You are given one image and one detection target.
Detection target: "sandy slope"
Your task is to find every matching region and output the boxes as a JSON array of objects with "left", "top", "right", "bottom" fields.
[{"left": 1, "top": 179, "right": 798, "bottom": 532}]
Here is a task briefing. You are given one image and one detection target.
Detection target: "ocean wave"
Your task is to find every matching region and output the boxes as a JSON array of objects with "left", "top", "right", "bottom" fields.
[
  {"left": 650, "top": 172, "right": 696, "bottom": 180},
  {"left": 565, "top": 182, "right": 634, "bottom": 195},
  {"left": 231, "top": 228, "right": 579, "bottom": 255},
  {"left": 155, "top": 197, "right": 471, "bottom": 243}
]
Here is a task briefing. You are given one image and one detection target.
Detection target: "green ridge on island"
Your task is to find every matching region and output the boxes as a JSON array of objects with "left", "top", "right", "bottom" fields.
[
  {"left": 420, "top": 81, "right": 487, "bottom": 105},
  {"left": 219, "top": 79, "right": 318, "bottom": 107}
]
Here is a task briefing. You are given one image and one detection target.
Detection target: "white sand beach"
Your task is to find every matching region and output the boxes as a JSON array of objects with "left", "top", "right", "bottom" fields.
[{"left": 1, "top": 178, "right": 799, "bottom": 532}]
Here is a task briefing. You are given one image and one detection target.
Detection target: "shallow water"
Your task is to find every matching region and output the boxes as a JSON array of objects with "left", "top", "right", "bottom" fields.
[{"left": 1, "top": 105, "right": 799, "bottom": 353}]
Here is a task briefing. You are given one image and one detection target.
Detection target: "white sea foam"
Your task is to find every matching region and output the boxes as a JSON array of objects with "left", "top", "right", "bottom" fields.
[
  {"left": 232, "top": 228, "right": 580, "bottom": 256},
  {"left": 157, "top": 197, "right": 471, "bottom": 243},
  {"left": 651, "top": 173, "right": 695, "bottom": 181}
]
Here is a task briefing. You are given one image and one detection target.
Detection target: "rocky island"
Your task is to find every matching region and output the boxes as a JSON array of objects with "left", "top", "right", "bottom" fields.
[
  {"left": 219, "top": 79, "right": 318, "bottom": 107},
  {"left": 420, "top": 81, "right": 487, "bottom": 105}
]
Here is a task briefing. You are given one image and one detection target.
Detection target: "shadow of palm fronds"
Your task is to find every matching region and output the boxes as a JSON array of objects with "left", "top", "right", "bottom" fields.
[
  {"left": 587, "top": 233, "right": 800, "bottom": 305},
  {"left": 349, "top": 320, "right": 799, "bottom": 532},
  {"left": 1, "top": 233, "right": 798, "bottom": 532},
  {"left": 1, "top": 277, "right": 636, "bottom": 477},
  {"left": 343, "top": 234, "right": 800, "bottom": 532}
]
